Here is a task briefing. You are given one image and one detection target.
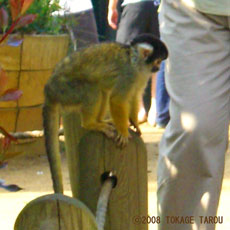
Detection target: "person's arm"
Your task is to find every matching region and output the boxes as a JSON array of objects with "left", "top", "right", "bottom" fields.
[{"left": 107, "top": 0, "right": 119, "bottom": 30}]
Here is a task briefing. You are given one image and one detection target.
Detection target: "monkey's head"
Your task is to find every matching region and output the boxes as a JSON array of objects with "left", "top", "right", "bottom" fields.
[{"left": 130, "top": 34, "right": 168, "bottom": 73}]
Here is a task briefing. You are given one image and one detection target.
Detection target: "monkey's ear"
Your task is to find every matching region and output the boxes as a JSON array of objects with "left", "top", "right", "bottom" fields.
[{"left": 136, "top": 43, "right": 154, "bottom": 60}]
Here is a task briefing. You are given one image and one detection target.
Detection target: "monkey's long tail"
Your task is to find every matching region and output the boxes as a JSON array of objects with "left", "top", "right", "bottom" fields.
[
  {"left": 43, "top": 102, "right": 63, "bottom": 194},
  {"left": 96, "top": 172, "right": 117, "bottom": 230}
]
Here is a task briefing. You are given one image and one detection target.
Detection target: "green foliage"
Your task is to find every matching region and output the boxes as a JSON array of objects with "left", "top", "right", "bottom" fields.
[
  {"left": 1, "top": 0, "right": 66, "bottom": 34},
  {"left": 20, "top": 0, "right": 64, "bottom": 34},
  {"left": 0, "top": 0, "right": 8, "bottom": 7}
]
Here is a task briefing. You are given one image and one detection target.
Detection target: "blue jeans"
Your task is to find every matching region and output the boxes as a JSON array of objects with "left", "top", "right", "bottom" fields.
[{"left": 156, "top": 61, "right": 170, "bottom": 126}]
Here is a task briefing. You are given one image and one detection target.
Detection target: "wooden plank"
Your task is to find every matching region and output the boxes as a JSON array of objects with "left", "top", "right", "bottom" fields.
[
  {"left": 14, "top": 194, "right": 97, "bottom": 230},
  {"left": 124, "top": 134, "right": 140, "bottom": 230},
  {"left": 0, "top": 108, "right": 17, "bottom": 132},
  {"left": 58, "top": 194, "right": 98, "bottom": 230},
  {"left": 0, "top": 105, "right": 43, "bottom": 132},
  {"left": 0, "top": 35, "right": 21, "bottom": 70},
  {"left": 0, "top": 71, "right": 18, "bottom": 108},
  {"left": 18, "top": 70, "right": 52, "bottom": 107},
  {"left": 16, "top": 106, "right": 43, "bottom": 132},
  {"left": 14, "top": 194, "right": 59, "bottom": 230},
  {"left": 21, "top": 35, "right": 69, "bottom": 70},
  {"left": 103, "top": 131, "right": 147, "bottom": 230},
  {"left": 0, "top": 34, "right": 69, "bottom": 134},
  {"left": 78, "top": 131, "right": 105, "bottom": 214},
  {"left": 104, "top": 136, "right": 130, "bottom": 230},
  {"left": 62, "top": 112, "right": 87, "bottom": 198},
  {"left": 136, "top": 134, "right": 148, "bottom": 230}
]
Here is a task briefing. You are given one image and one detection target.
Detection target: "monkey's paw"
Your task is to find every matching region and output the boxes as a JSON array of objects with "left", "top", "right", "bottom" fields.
[
  {"left": 105, "top": 121, "right": 116, "bottom": 129},
  {"left": 115, "top": 133, "right": 131, "bottom": 148}
]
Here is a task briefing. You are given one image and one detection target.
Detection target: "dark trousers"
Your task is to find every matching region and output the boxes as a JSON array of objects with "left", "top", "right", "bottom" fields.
[
  {"left": 116, "top": 1, "right": 160, "bottom": 113},
  {"left": 71, "top": 9, "right": 99, "bottom": 49}
]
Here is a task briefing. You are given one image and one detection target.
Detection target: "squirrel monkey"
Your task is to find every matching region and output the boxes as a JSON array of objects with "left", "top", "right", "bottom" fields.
[{"left": 43, "top": 34, "right": 168, "bottom": 193}]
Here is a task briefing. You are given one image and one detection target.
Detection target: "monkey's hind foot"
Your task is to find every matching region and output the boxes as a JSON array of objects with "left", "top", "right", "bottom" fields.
[
  {"left": 102, "top": 119, "right": 115, "bottom": 127},
  {"left": 82, "top": 121, "right": 116, "bottom": 139},
  {"left": 101, "top": 123, "right": 117, "bottom": 139}
]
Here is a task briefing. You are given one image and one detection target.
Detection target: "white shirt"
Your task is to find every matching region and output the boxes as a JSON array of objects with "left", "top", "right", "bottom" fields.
[
  {"left": 122, "top": 0, "right": 154, "bottom": 7},
  {"left": 58, "top": 0, "right": 93, "bottom": 14}
]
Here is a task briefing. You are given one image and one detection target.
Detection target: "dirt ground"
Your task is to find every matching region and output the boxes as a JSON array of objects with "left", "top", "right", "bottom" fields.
[{"left": 0, "top": 123, "right": 230, "bottom": 230}]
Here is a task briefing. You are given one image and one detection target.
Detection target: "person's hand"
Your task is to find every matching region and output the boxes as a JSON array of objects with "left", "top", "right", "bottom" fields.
[{"left": 107, "top": 8, "right": 118, "bottom": 30}]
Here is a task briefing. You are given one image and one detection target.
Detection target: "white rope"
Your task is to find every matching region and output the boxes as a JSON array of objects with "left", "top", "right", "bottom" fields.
[{"left": 96, "top": 179, "right": 113, "bottom": 230}]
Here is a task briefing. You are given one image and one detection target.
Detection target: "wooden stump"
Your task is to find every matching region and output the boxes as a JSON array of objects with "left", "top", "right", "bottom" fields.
[
  {"left": 77, "top": 130, "right": 148, "bottom": 230},
  {"left": 14, "top": 194, "right": 98, "bottom": 230},
  {"left": 59, "top": 112, "right": 148, "bottom": 230}
]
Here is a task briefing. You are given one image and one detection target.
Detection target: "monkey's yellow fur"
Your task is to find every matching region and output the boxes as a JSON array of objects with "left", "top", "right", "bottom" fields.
[{"left": 43, "top": 34, "right": 168, "bottom": 193}]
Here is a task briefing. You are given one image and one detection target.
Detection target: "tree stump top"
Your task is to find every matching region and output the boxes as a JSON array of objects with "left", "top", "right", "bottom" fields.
[{"left": 14, "top": 193, "right": 98, "bottom": 230}]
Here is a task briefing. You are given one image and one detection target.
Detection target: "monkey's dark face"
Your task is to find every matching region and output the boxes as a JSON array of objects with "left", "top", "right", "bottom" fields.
[{"left": 131, "top": 34, "right": 168, "bottom": 72}]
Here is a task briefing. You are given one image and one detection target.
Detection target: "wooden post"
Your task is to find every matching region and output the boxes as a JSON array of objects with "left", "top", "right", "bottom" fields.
[
  {"left": 62, "top": 111, "right": 87, "bottom": 198},
  {"left": 55, "top": 111, "right": 147, "bottom": 230},
  {"left": 77, "top": 129, "right": 148, "bottom": 230},
  {"left": 14, "top": 194, "right": 98, "bottom": 230}
]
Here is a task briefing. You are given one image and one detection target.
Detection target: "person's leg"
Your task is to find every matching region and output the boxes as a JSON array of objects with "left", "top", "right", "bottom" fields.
[
  {"left": 116, "top": 2, "right": 154, "bottom": 44},
  {"left": 72, "top": 9, "right": 99, "bottom": 49},
  {"left": 155, "top": 61, "right": 170, "bottom": 128},
  {"left": 157, "top": 1, "right": 230, "bottom": 230},
  {"left": 116, "top": 2, "right": 159, "bottom": 123},
  {"left": 144, "top": 2, "right": 160, "bottom": 124}
]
